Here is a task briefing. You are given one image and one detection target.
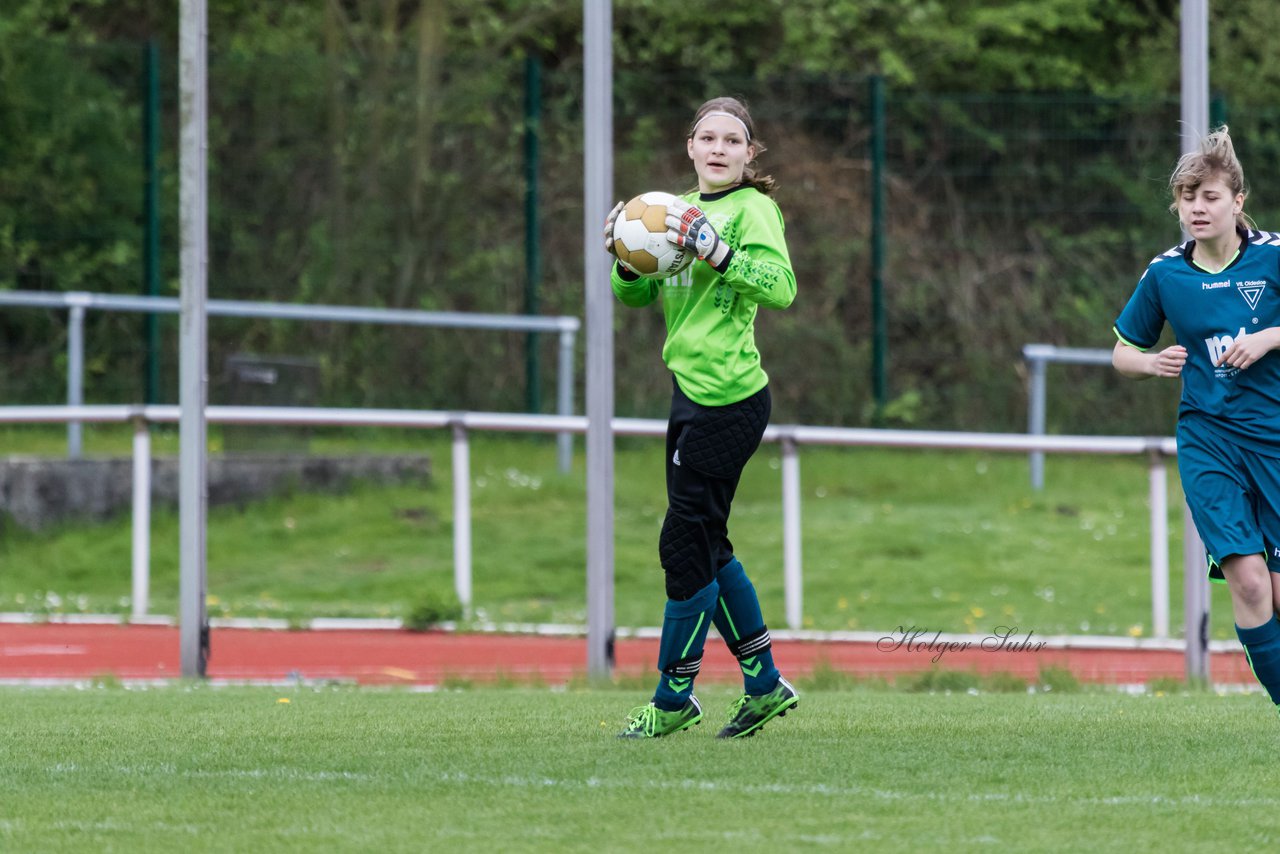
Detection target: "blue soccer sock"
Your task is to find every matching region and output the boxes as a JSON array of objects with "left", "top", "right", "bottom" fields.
[
  {"left": 652, "top": 580, "right": 718, "bottom": 711},
  {"left": 712, "top": 557, "right": 781, "bottom": 696},
  {"left": 1236, "top": 616, "right": 1280, "bottom": 707}
]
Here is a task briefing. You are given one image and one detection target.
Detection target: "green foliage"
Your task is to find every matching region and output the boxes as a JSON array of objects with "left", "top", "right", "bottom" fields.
[
  {"left": 1146, "top": 675, "right": 1191, "bottom": 695},
  {"left": 902, "top": 667, "right": 983, "bottom": 693},
  {"left": 1037, "top": 664, "right": 1084, "bottom": 694},
  {"left": 6, "top": 2, "right": 1280, "bottom": 428},
  {"left": 404, "top": 588, "right": 464, "bottom": 631},
  {"left": 770, "top": 0, "right": 1172, "bottom": 91},
  {"left": 0, "top": 42, "right": 141, "bottom": 288}
]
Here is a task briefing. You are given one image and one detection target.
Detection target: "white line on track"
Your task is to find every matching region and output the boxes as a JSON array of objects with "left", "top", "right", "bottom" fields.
[{"left": 0, "top": 645, "right": 87, "bottom": 656}]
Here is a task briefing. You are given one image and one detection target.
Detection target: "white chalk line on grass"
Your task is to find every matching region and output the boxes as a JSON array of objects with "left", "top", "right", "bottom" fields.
[
  {"left": 2, "top": 780, "right": 979, "bottom": 849},
  {"left": 0, "top": 816, "right": 379, "bottom": 843},
  {"left": 35, "top": 762, "right": 1276, "bottom": 811},
  {"left": 432, "top": 770, "right": 1275, "bottom": 811},
  {"left": 0, "top": 817, "right": 202, "bottom": 836},
  {"left": 45, "top": 761, "right": 375, "bottom": 784}
]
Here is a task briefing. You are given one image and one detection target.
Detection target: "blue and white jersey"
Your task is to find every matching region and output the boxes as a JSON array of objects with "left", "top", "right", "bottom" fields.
[{"left": 1114, "top": 228, "right": 1280, "bottom": 455}]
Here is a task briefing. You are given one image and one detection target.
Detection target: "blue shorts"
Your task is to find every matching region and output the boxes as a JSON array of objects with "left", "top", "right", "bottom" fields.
[{"left": 1177, "top": 418, "right": 1280, "bottom": 582}]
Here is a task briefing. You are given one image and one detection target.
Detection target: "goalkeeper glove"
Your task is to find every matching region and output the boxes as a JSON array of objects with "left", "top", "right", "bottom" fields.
[
  {"left": 603, "top": 201, "right": 624, "bottom": 256},
  {"left": 665, "top": 198, "right": 731, "bottom": 268}
]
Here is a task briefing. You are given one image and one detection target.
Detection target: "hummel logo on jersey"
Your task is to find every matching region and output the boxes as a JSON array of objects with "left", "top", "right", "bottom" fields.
[
  {"left": 1205, "top": 327, "right": 1248, "bottom": 364},
  {"left": 673, "top": 449, "right": 681, "bottom": 466},
  {"left": 1201, "top": 280, "right": 1230, "bottom": 290},
  {"left": 1238, "top": 280, "right": 1267, "bottom": 310}
]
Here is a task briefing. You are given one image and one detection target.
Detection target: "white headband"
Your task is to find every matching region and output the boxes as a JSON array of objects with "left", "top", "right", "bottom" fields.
[{"left": 693, "top": 111, "right": 751, "bottom": 142}]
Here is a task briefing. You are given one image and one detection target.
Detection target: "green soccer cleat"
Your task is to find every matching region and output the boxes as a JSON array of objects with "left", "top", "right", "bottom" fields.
[
  {"left": 617, "top": 697, "right": 703, "bottom": 739},
  {"left": 716, "top": 675, "right": 799, "bottom": 739}
]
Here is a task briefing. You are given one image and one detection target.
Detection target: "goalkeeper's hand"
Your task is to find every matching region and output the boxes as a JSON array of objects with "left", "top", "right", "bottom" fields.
[
  {"left": 665, "top": 198, "right": 731, "bottom": 268},
  {"left": 603, "top": 201, "right": 624, "bottom": 256}
]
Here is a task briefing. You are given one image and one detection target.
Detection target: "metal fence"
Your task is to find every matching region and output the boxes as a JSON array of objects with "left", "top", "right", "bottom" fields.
[
  {"left": 1023, "top": 343, "right": 1119, "bottom": 490},
  {"left": 0, "top": 290, "right": 580, "bottom": 471},
  {"left": 0, "top": 404, "right": 1212, "bottom": 680}
]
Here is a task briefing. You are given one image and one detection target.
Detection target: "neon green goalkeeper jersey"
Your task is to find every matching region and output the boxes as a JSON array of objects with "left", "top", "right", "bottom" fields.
[{"left": 610, "top": 184, "right": 796, "bottom": 406}]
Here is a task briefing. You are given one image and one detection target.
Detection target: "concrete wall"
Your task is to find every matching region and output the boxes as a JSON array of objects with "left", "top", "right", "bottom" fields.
[{"left": 0, "top": 455, "right": 430, "bottom": 532}]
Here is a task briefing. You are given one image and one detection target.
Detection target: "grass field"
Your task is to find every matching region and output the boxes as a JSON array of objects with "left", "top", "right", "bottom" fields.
[
  {"left": 0, "top": 683, "right": 1274, "bottom": 852},
  {"left": 0, "top": 425, "right": 1237, "bottom": 639}
]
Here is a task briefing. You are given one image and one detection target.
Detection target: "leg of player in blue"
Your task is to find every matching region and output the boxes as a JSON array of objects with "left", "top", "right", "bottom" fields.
[
  {"left": 712, "top": 557, "right": 779, "bottom": 695},
  {"left": 713, "top": 556, "right": 798, "bottom": 738},
  {"left": 1236, "top": 615, "right": 1280, "bottom": 713},
  {"left": 652, "top": 579, "right": 718, "bottom": 710},
  {"left": 618, "top": 579, "right": 717, "bottom": 739},
  {"left": 1221, "top": 553, "right": 1280, "bottom": 715}
]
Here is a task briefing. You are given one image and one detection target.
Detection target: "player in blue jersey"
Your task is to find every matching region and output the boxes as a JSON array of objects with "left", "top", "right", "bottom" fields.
[{"left": 1113, "top": 127, "right": 1280, "bottom": 716}]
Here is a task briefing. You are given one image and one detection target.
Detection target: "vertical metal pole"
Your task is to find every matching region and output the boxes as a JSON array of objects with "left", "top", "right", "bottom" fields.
[
  {"left": 1183, "top": 503, "right": 1210, "bottom": 683},
  {"left": 131, "top": 417, "right": 152, "bottom": 620},
  {"left": 524, "top": 56, "right": 543, "bottom": 416},
  {"left": 179, "top": 0, "right": 210, "bottom": 678},
  {"left": 451, "top": 422, "right": 473, "bottom": 618},
  {"left": 868, "top": 75, "right": 888, "bottom": 420},
  {"left": 583, "top": 0, "right": 615, "bottom": 679},
  {"left": 1181, "top": 0, "right": 1209, "bottom": 162},
  {"left": 1149, "top": 451, "right": 1169, "bottom": 639},
  {"left": 66, "top": 299, "right": 86, "bottom": 459},
  {"left": 143, "top": 39, "right": 162, "bottom": 405},
  {"left": 1180, "top": 0, "right": 1211, "bottom": 685},
  {"left": 1028, "top": 356, "right": 1046, "bottom": 490},
  {"left": 781, "top": 436, "right": 803, "bottom": 631},
  {"left": 556, "top": 328, "right": 574, "bottom": 474}
]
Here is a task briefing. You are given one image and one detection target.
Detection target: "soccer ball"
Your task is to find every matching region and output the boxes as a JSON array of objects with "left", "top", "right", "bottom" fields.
[{"left": 611, "top": 191, "right": 693, "bottom": 279}]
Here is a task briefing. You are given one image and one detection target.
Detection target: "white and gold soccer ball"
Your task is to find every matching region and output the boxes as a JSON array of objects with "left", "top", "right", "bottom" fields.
[{"left": 611, "top": 191, "right": 694, "bottom": 279}]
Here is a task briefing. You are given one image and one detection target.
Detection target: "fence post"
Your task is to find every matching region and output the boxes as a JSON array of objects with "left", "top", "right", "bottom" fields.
[
  {"left": 524, "top": 55, "right": 543, "bottom": 417},
  {"left": 451, "top": 420, "right": 473, "bottom": 618},
  {"left": 1148, "top": 447, "right": 1169, "bottom": 639},
  {"left": 66, "top": 295, "right": 89, "bottom": 459},
  {"left": 1183, "top": 503, "right": 1210, "bottom": 683},
  {"left": 142, "top": 39, "right": 162, "bottom": 405},
  {"left": 1027, "top": 352, "right": 1046, "bottom": 490},
  {"left": 556, "top": 328, "right": 574, "bottom": 474},
  {"left": 781, "top": 434, "right": 803, "bottom": 631},
  {"left": 868, "top": 74, "right": 888, "bottom": 418},
  {"left": 131, "top": 415, "right": 152, "bottom": 620}
]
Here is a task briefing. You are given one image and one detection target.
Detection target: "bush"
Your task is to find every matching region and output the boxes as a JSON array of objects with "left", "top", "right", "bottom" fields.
[
  {"left": 404, "top": 589, "right": 463, "bottom": 631},
  {"left": 1036, "top": 665, "right": 1082, "bottom": 694}
]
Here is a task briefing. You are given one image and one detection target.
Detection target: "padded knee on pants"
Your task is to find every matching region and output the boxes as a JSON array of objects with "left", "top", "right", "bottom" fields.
[{"left": 660, "top": 510, "right": 714, "bottom": 601}]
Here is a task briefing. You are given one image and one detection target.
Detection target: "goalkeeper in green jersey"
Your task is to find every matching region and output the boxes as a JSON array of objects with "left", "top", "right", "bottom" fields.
[{"left": 605, "top": 96, "right": 799, "bottom": 739}]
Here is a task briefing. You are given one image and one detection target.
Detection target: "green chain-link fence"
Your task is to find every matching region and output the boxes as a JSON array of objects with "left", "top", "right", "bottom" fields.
[{"left": 10, "top": 39, "right": 1280, "bottom": 433}]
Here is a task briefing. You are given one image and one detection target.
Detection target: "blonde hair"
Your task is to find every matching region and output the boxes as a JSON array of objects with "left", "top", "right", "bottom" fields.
[
  {"left": 1168, "top": 125, "right": 1256, "bottom": 231},
  {"left": 687, "top": 96, "right": 777, "bottom": 195}
]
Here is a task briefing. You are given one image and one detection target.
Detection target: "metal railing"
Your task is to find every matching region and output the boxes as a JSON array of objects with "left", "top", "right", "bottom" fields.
[
  {"left": 1023, "top": 343, "right": 1116, "bottom": 490},
  {"left": 0, "top": 290, "right": 581, "bottom": 472},
  {"left": 0, "top": 404, "right": 1211, "bottom": 679}
]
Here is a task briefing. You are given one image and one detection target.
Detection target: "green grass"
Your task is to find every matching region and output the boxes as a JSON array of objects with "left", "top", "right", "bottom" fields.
[
  {"left": 0, "top": 684, "right": 1275, "bottom": 852},
  {"left": 0, "top": 425, "right": 1236, "bottom": 639}
]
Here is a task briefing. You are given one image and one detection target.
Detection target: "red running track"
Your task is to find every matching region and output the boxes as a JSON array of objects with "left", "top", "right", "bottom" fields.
[{"left": 0, "top": 623, "right": 1255, "bottom": 686}]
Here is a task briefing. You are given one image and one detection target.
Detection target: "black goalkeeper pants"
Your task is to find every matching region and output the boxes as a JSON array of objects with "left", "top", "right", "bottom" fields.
[{"left": 660, "top": 379, "right": 771, "bottom": 601}]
